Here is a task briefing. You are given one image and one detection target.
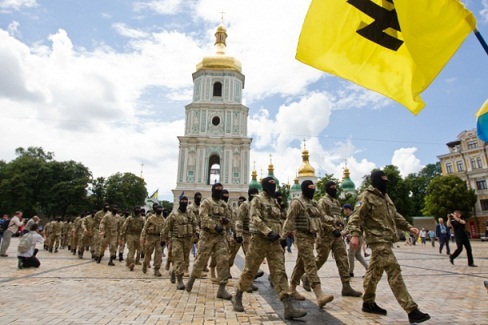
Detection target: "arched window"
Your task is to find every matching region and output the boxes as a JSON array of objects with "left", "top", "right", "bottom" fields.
[
  {"left": 208, "top": 155, "right": 220, "bottom": 184},
  {"left": 213, "top": 82, "right": 222, "bottom": 97}
]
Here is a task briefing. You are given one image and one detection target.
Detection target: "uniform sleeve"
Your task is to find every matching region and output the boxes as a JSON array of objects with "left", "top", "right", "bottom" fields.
[
  {"left": 190, "top": 210, "right": 200, "bottom": 235},
  {"left": 346, "top": 197, "right": 369, "bottom": 237},
  {"left": 317, "top": 199, "right": 335, "bottom": 234},
  {"left": 393, "top": 212, "right": 412, "bottom": 232},
  {"left": 99, "top": 216, "right": 106, "bottom": 234},
  {"left": 250, "top": 197, "right": 272, "bottom": 236},
  {"left": 199, "top": 200, "right": 218, "bottom": 231},
  {"left": 236, "top": 204, "right": 246, "bottom": 237},
  {"left": 282, "top": 199, "right": 300, "bottom": 235},
  {"left": 120, "top": 218, "right": 129, "bottom": 239},
  {"left": 140, "top": 216, "right": 150, "bottom": 241},
  {"left": 163, "top": 214, "right": 174, "bottom": 241}
]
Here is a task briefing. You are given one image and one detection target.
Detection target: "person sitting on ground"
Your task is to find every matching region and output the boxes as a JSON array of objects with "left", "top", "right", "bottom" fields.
[{"left": 17, "top": 223, "right": 44, "bottom": 269}]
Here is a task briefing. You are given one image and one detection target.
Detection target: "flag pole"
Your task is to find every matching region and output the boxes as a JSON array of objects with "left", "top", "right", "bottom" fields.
[{"left": 474, "top": 29, "right": 488, "bottom": 56}]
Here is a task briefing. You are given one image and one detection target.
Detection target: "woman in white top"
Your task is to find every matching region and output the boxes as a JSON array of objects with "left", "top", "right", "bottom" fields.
[{"left": 18, "top": 223, "right": 44, "bottom": 269}]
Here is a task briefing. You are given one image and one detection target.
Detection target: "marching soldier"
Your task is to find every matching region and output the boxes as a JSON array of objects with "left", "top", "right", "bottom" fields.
[
  {"left": 120, "top": 207, "right": 144, "bottom": 271},
  {"left": 93, "top": 203, "right": 110, "bottom": 261},
  {"left": 140, "top": 205, "right": 166, "bottom": 276},
  {"left": 98, "top": 205, "right": 119, "bottom": 266},
  {"left": 79, "top": 210, "right": 96, "bottom": 259}
]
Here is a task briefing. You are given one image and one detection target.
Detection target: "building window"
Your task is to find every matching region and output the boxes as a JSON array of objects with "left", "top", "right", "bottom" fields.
[
  {"left": 467, "top": 140, "right": 477, "bottom": 149},
  {"left": 477, "top": 180, "right": 487, "bottom": 190},
  {"left": 213, "top": 82, "right": 222, "bottom": 97},
  {"left": 456, "top": 160, "right": 464, "bottom": 172},
  {"left": 471, "top": 159, "right": 476, "bottom": 169},
  {"left": 211, "top": 116, "right": 220, "bottom": 126},
  {"left": 477, "top": 157, "right": 483, "bottom": 168},
  {"left": 481, "top": 199, "right": 488, "bottom": 211},
  {"left": 446, "top": 163, "right": 453, "bottom": 174}
]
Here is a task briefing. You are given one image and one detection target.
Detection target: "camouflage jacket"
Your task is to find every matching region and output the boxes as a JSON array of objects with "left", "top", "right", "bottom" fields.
[
  {"left": 199, "top": 198, "right": 231, "bottom": 235},
  {"left": 318, "top": 194, "right": 345, "bottom": 236},
  {"left": 236, "top": 201, "right": 250, "bottom": 236},
  {"left": 120, "top": 215, "right": 144, "bottom": 238},
  {"left": 249, "top": 192, "right": 283, "bottom": 236},
  {"left": 283, "top": 195, "right": 321, "bottom": 236},
  {"left": 164, "top": 208, "right": 199, "bottom": 240},
  {"left": 346, "top": 185, "right": 412, "bottom": 245},
  {"left": 140, "top": 213, "right": 165, "bottom": 241},
  {"left": 99, "top": 212, "right": 119, "bottom": 238}
]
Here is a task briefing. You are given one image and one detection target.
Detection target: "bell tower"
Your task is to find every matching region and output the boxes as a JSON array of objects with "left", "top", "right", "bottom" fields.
[{"left": 172, "top": 23, "right": 252, "bottom": 206}]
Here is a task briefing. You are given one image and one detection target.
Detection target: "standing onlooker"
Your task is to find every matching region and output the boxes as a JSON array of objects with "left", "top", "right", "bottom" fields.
[
  {"left": 17, "top": 223, "right": 44, "bottom": 269},
  {"left": 435, "top": 218, "right": 450, "bottom": 255},
  {"left": 450, "top": 228, "right": 455, "bottom": 243},
  {"left": 427, "top": 229, "right": 436, "bottom": 247},
  {"left": 0, "top": 214, "right": 10, "bottom": 243},
  {"left": 448, "top": 211, "right": 476, "bottom": 267},
  {"left": 0, "top": 211, "right": 24, "bottom": 257},
  {"left": 24, "top": 216, "right": 40, "bottom": 235},
  {"left": 419, "top": 228, "right": 427, "bottom": 245},
  {"left": 404, "top": 230, "right": 412, "bottom": 246}
]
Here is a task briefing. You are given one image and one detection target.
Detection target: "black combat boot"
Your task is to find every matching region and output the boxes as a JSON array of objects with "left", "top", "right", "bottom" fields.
[
  {"left": 170, "top": 270, "right": 176, "bottom": 283},
  {"left": 96, "top": 255, "right": 102, "bottom": 264},
  {"left": 301, "top": 275, "right": 311, "bottom": 291},
  {"left": 362, "top": 302, "right": 387, "bottom": 315},
  {"left": 283, "top": 296, "right": 307, "bottom": 320},
  {"left": 108, "top": 256, "right": 115, "bottom": 266},
  {"left": 216, "top": 283, "right": 232, "bottom": 300},
  {"left": 231, "top": 290, "right": 244, "bottom": 312},
  {"left": 176, "top": 274, "right": 186, "bottom": 290},
  {"left": 118, "top": 253, "right": 123, "bottom": 262},
  {"left": 78, "top": 250, "right": 83, "bottom": 259},
  {"left": 186, "top": 276, "right": 196, "bottom": 292},
  {"left": 408, "top": 309, "right": 430, "bottom": 323}
]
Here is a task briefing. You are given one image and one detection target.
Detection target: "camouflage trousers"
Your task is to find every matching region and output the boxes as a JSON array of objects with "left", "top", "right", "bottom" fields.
[
  {"left": 171, "top": 237, "right": 193, "bottom": 276},
  {"left": 227, "top": 232, "right": 252, "bottom": 267},
  {"left": 237, "top": 235, "right": 290, "bottom": 300},
  {"left": 210, "top": 235, "right": 238, "bottom": 268},
  {"left": 364, "top": 243, "right": 418, "bottom": 313},
  {"left": 117, "top": 239, "right": 125, "bottom": 255},
  {"left": 100, "top": 235, "right": 117, "bottom": 257},
  {"left": 70, "top": 233, "right": 78, "bottom": 251},
  {"left": 315, "top": 236, "right": 350, "bottom": 283},
  {"left": 191, "top": 231, "right": 229, "bottom": 284},
  {"left": 144, "top": 235, "right": 162, "bottom": 270},
  {"left": 93, "top": 229, "right": 101, "bottom": 257},
  {"left": 49, "top": 234, "right": 61, "bottom": 250},
  {"left": 125, "top": 234, "right": 141, "bottom": 266},
  {"left": 290, "top": 232, "right": 321, "bottom": 287},
  {"left": 79, "top": 233, "right": 94, "bottom": 254}
]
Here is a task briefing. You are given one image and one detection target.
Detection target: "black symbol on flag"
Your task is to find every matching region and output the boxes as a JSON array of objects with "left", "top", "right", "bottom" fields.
[{"left": 347, "top": 0, "right": 403, "bottom": 51}]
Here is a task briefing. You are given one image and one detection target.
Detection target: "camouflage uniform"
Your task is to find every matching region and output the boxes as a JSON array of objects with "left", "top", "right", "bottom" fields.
[
  {"left": 120, "top": 213, "right": 144, "bottom": 270},
  {"left": 61, "top": 221, "right": 69, "bottom": 249},
  {"left": 140, "top": 212, "right": 165, "bottom": 275},
  {"left": 73, "top": 216, "right": 84, "bottom": 254},
  {"left": 189, "top": 197, "right": 230, "bottom": 282},
  {"left": 79, "top": 214, "right": 96, "bottom": 258},
  {"left": 43, "top": 221, "right": 53, "bottom": 250},
  {"left": 164, "top": 208, "right": 199, "bottom": 276},
  {"left": 235, "top": 201, "right": 252, "bottom": 255},
  {"left": 49, "top": 220, "right": 63, "bottom": 252},
  {"left": 99, "top": 212, "right": 119, "bottom": 264},
  {"left": 115, "top": 214, "right": 126, "bottom": 260},
  {"left": 347, "top": 185, "right": 419, "bottom": 312},
  {"left": 93, "top": 209, "right": 108, "bottom": 259}
]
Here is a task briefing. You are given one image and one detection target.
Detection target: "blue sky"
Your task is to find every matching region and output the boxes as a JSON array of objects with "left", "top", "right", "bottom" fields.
[{"left": 1, "top": 0, "right": 487, "bottom": 201}]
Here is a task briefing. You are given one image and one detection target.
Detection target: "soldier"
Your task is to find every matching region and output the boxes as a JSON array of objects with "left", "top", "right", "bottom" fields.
[
  {"left": 231, "top": 177, "right": 306, "bottom": 320},
  {"left": 79, "top": 210, "right": 96, "bottom": 259},
  {"left": 301, "top": 181, "right": 362, "bottom": 297},
  {"left": 235, "top": 188, "right": 264, "bottom": 292},
  {"left": 43, "top": 219, "right": 53, "bottom": 250},
  {"left": 98, "top": 205, "right": 119, "bottom": 266},
  {"left": 93, "top": 203, "right": 110, "bottom": 261},
  {"left": 61, "top": 217, "right": 69, "bottom": 249},
  {"left": 140, "top": 205, "right": 165, "bottom": 276},
  {"left": 186, "top": 183, "right": 232, "bottom": 300},
  {"left": 164, "top": 196, "right": 199, "bottom": 290},
  {"left": 72, "top": 212, "right": 85, "bottom": 256},
  {"left": 116, "top": 210, "right": 128, "bottom": 262},
  {"left": 347, "top": 170, "right": 430, "bottom": 324},
  {"left": 120, "top": 207, "right": 144, "bottom": 271},
  {"left": 49, "top": 216, "right": 63, "bottom": 253},
  {"left": 285, "top": 180, "right": 334, "bottom": 307},
  {"left": 188, "top": 192, "right": 208, "bottom": 272}
]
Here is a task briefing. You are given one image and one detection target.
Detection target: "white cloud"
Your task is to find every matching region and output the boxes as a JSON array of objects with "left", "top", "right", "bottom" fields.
[
  {"left": 391, "top": 147, "right": 423, "bottom": 177},
  {"left": 112, "top": 23, "right": 149, "bottom": 39},
  {"left": 133, "top": 0, "right": 185, "bottom": 15},
  {"left": 0, "top": 0, "right": 37, "bottom": 11},
  {"left": 481, "top": 0, "right": 488, "bottom": 23}
]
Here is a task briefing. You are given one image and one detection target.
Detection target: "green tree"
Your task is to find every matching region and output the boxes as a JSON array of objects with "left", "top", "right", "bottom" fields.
[
  {"left": 161, "top": 200, "right": 174, "bottom": 212},
  {"left": 88, "top": 177, "right": 106, "bottom": 209},
  {"left": 278, "top": 183, "right": 290, "bottom": 208},
  {"left": 105, "top": 172, "right": 147, "bottom": 210},
  {"left": 404, "top": 163, "right": 441, "bottom": 216},
  {"left": 423, "top": 175, "right": 477, "bottom": 219}
]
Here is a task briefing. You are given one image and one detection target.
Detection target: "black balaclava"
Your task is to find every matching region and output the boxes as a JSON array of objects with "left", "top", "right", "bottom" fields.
[
  {"left": 140, "top": 208, "right": 146, "bottom": 216},
  {"left": 212, "top": 183, "right": 223, "bottom": 200},
  {"left": 152, "top": 203, "right": 159, "bottom": 213},
  {"left": 371, "top": 170, "right": 387, "bottom": 194},
  {"left": 103, "top": 203, "right": 110, "bottom": 212},
  {"left": 262, "top": 177, "right": 276, "bottom": 196},
  {"left": 194, "top": 192, "right": 202, "bottom": 206},
  {"left": 302, "top": 180, "right": 315, "bottom": 200},
  {"left": 325, "top": 181, "right": 337, "bottom": 198},
  {"left": 163, "top": 209, "right": 169, "bottom": 218},
  {"left": 155, "top": 205, "right": 163, "bottom": 215},
  {"left": 111, "top": 205, "right": 119, "bottom": 215},
  {"left": 238, "top": 196, "right": 246, "bottom": 206},
  {"left": 179, "top": 196, "right": 189, "bottom": 213},
  {"left": 134, "top": 207, "right": 141, "bottom": 216},
  {"left": 222, "top": 189, "right": 229, "bottom": 203},
  {"left": 124, "top": 210, "right": 130, "bottom": 217},
  {"left": 248, "top": 188, "right": 259, "bottom": 201}
]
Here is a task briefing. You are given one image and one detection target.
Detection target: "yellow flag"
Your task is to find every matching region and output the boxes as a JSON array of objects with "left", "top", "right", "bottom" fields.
[{"left": 296, "top": 0, "right": 476, "bottom": 115}]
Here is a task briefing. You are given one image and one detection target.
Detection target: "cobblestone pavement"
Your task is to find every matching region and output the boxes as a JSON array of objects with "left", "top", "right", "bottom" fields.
[{"left": 0, "top": 238, "right": 486, "bottom": 324}]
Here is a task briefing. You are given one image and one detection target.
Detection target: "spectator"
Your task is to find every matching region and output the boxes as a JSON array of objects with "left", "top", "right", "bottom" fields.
[
  {"left": 0, "top": 211, "right": 24, "bottom": 257},
  {"left": 404, "top": 230, "right": 412, "bottom": 246},
  {"left": 17, "top": 223, "right": 44, "bottom": 269},
  {"left": 427, "top": 229, "right": 436, "bottom": 247},
  {"left": 0, "top": 214, "right": 10, "bottom": 243},
  {"left": 24, "top": 216, "right": 40, "bottom": 235},
  {"left": 448, "top": 211, "right": 476, "bottom": 267},
  {"left": 419, "top": 228, "right": 427, "bottom": 245},
  {"left": 435, "top": 218, "right": 450, "bottom": 255}
]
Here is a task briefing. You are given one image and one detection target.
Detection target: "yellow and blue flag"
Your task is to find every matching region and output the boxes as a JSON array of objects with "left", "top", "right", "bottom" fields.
[
  {"left": 296, "top": 0, "right": 476, "bottom": 115},
  {"left": 476, "top": 99, "right": 488, "bottom": 141},
  {"left": 149, "top": 189, "right": 159, "bottom": 199}
]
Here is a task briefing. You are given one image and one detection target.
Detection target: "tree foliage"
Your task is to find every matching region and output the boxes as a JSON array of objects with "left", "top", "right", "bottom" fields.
[
  {"left": 423, "top": 174, "right": 477, "bottom": 219},
  {"left": 104, "top": 172, "right": 147, "bottom": 210}
]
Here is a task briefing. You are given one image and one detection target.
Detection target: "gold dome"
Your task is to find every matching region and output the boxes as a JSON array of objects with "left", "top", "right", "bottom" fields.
[
  {"left": 297, "top": 143, "right": 316, "bottom": 177},
  {"left": 196, "top": 24, "right": 242, "bottom": 72}
]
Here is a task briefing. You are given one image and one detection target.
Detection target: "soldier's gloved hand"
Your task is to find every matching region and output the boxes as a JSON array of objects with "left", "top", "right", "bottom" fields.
[
  {"left": 332, "top": 229, "right": 342, "bottom": 238},
  {"left": 267, "top": 231, "right": 280, "bottom": 242},
  {"left": 215, "top": 225, "right": 224, "bottom": 234},
  {"left": 160, "top": 241, "right": 166, "bottom": 248},
  {"left": 280, "top": 239, "right": 287, "bottom": 248},
  {"left": 221, "top": 217, "right": 230, "bottom": 225},
  {"left": 235, "top": 235, "right": 243, "bottom": 244}
]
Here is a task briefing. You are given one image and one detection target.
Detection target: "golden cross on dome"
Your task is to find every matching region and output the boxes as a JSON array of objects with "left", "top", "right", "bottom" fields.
[{"left": 220, "top": 11, "right": 225, "bottom": 23}]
